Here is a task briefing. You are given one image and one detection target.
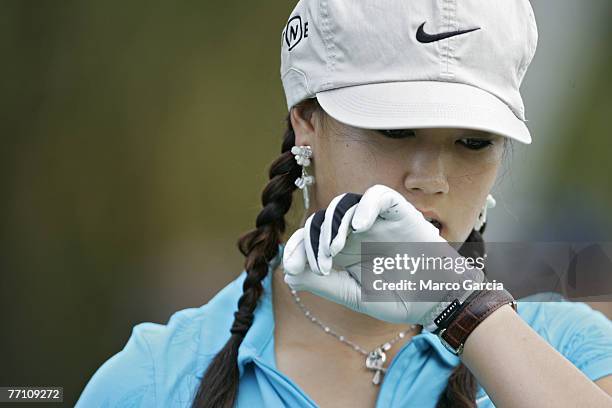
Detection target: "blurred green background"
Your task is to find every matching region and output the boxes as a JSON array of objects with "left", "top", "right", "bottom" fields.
[{"left": 0, "top": 1, "right": 611, "bottom": 406}]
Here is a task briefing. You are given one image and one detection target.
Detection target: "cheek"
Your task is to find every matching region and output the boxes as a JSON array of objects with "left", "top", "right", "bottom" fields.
[
  {"left": 446, "top": 162, "right": 500, "bottom": 238},
  {"left": 313, "top": 140, "right": 383, "bottom": 203},
  {"left": 445, "top": 146, "right": 503, "bottom": 179}
]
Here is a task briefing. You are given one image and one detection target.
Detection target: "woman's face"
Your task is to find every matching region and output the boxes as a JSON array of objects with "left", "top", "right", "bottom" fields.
[{"left": 292, "top": 105, "right": 507, "bottom": 243}]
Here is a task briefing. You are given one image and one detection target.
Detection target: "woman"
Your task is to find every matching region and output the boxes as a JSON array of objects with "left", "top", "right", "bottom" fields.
[{"left": 76, "top": 0, "right": 612, "bottom": 407}]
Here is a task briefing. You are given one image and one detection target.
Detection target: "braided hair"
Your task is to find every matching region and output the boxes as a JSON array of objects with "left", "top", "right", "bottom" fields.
[{"left": 191, "top": 98, "right": 490, "bottom": 408}]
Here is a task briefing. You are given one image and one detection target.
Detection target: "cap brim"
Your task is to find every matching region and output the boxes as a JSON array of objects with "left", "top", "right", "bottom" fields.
[{"left": 315, "top": 81, "right": 531, "bottom": 144}]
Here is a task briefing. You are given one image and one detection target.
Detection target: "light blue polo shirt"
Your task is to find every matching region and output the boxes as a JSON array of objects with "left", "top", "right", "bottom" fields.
[{"left": 76, "top": 244, "right": 612, "bottom": 407}]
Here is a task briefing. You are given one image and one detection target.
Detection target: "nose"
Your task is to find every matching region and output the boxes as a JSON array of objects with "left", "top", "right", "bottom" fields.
[{"left": 402, "top": 148, "right": 449, "bottom": 196}]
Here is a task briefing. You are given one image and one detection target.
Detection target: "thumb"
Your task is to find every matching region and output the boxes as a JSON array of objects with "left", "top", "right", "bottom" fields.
[{"left": 282, "top": 228, "right": 308, "bottom": 276}]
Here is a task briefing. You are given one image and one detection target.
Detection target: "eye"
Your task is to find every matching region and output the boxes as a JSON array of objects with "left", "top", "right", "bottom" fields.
[
  {"left": 376, "top": 129, "right": 417, "bottom": 139},
  {"left": 457, "top": 138, "right": 493, "bottom": 150}
]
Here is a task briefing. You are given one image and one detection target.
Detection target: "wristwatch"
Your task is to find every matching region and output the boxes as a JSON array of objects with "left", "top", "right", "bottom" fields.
[{"left": 432, "top": 289, "right": 518, "bottom": 355}]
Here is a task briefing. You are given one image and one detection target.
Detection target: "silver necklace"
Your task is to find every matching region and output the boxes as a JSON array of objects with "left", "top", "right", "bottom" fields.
[{"left": 285, "top": 280, "right": 418, "bottom": 385}]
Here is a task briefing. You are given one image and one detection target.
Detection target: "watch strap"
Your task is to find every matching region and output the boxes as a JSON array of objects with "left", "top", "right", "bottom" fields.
[{"left": 439, "top": 289, "right": 517, "bottom": 355}]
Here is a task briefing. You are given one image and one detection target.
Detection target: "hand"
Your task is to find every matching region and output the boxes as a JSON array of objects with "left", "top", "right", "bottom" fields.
[{"left": 282, "top": 184, "right": 484, "bottom": 327}]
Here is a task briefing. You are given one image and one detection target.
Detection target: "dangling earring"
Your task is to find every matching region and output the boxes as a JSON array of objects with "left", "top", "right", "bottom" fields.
[
  {"left": 291, "top": 145, "right": 315, "bottom": 210},
  {"left": 474, "top": 194, "right": 496, "bottom": 232}
]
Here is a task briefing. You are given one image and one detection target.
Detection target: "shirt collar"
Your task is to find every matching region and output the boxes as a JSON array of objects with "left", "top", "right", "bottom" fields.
[{"left": 198, "top": 243, "right": 460, "bottom": 378}]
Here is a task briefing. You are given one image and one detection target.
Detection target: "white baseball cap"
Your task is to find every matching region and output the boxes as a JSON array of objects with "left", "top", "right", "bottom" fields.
[{"left": 280, "top": 0, "right": 538, "bottom": 144}]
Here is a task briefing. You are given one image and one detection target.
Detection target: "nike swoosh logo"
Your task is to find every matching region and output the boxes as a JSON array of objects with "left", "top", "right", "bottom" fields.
[{"left": 416, "top": 22, "right": 480, "bottom": 43}]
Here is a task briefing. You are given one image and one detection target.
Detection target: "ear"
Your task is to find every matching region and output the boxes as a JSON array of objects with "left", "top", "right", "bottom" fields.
[{"left": 290, "top": 103, "right": 317, "bottom": 147}]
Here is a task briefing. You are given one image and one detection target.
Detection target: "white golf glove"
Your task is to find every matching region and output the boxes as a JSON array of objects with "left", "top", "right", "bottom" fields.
[{"left": 282, "top": 184, "right": 485, "bottom": 328}]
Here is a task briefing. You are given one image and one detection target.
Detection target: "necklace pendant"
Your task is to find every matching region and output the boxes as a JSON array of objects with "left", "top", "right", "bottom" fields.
[
  {"left": 365, "top": 347, "right": 387, "bottom": 368},
  {"left": 365, "top": 347, "right": 387, "bottom": 386}
]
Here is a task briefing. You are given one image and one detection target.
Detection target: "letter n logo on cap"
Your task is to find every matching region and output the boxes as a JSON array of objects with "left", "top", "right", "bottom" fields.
[{"left": 284, "top": 15, "right": 308, "bottom": 51}]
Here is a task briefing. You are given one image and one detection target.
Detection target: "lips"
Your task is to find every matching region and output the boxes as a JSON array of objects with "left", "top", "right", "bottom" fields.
[
  {"left": 416, "top": 208, "right": 444, "bottom": 231},
  {"left": 423, "top": 216, "right": 443, "bottom": 230}
]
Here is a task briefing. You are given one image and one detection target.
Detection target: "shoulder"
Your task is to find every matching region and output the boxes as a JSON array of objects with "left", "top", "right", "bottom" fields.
[
  {"left": 74, "top": 320, "right": 158, "bottom": 407},
  {"left": 516, "top": 293, "right": 612, "bottom": 382},
  {"left": 76, "top": 272, "right": 247, "bottom": 407}
]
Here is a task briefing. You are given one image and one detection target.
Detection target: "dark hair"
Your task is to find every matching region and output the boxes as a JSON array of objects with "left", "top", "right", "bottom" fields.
[{"left": 191, "top": 98, "right": 491, "bottom": 408}]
